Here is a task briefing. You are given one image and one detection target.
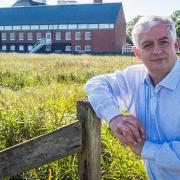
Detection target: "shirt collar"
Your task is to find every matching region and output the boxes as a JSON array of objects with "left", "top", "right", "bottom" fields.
[
  {"left": 143, "top": 60, "right": 180, "bottom": 90},
  {"left": 143, "top": 67, "right": 152, "bottom": 86},
  {"left": 143, "top": 73, "right": 152, "bottom": 86},
  {"left": 159, "top": 60, "right": 180, "bottom": 90}
]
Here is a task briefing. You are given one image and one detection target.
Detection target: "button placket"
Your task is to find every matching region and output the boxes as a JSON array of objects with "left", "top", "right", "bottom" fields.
[{"left": 150, "top": 95, "right": 157, "bottom": 117}]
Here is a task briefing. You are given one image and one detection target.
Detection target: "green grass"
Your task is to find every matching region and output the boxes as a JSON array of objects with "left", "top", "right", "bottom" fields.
[{"left": 0, "top": 53, "right": 148, "bottom": 179}]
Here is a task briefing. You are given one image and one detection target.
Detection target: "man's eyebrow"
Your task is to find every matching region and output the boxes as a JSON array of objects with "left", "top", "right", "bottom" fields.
[
  {"left": 159, "top": 36, "right": 169, "bottom": 41},
  {"left": 141, "top": 37, "right": 169, "bottom": 45},
  {"left": 141, "top": 40, "right": 152, "bottom": 46}
]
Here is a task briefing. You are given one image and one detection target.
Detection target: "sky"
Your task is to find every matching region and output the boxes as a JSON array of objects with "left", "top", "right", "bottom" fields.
[{"left": 0, "top": 0, "right": 179, "bottom": 22}]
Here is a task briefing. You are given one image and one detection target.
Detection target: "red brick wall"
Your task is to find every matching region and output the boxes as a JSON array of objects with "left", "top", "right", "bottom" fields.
[
  {"left": 64, "top": 30, "right": 90, "bottom": 51},
  {"left": 114, "top": 7, "right": 126, "bottom": 51},
  {"left": 91, "top": 29, "right": 115, "bottom": 52},
  {"left": 57, "top": 30, "right": 115, "bottom": 52}
]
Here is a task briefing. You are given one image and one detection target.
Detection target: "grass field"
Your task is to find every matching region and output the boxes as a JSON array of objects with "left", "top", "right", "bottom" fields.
[{"left": 0, "top": 53, "right": 149, "bottom": 179}]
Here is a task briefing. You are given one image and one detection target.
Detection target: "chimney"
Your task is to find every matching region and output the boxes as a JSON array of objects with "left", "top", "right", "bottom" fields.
[{"left": 94, "top": 0, "right": 102, "bottom": 3}]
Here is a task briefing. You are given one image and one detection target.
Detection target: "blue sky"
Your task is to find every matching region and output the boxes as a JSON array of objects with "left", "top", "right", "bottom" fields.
[{"left": 0, "top": 0, "right": 179, "bottom": 22}]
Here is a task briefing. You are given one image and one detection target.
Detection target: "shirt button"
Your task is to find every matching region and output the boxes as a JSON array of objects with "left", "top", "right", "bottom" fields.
[{"left": 152, "top": 96, "right": 156, "bottom": 100}]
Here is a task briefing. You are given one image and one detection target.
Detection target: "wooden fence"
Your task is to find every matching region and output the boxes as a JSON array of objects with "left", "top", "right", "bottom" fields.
[{"left": 0, "top": 100, "right": 102, "bottom": 180}]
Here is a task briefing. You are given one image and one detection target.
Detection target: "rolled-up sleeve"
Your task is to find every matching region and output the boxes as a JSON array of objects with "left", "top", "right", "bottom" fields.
[
  {"left": 84, "top": 74, "right": 121, "bottom": 122},
  {"left": 141, "top": 140, "right": 180, "bottom": 171}
]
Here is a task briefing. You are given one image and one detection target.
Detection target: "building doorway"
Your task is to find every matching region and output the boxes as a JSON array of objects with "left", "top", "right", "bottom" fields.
[{"left": 46, "top": 33, "right": 52, "bottom": 45}]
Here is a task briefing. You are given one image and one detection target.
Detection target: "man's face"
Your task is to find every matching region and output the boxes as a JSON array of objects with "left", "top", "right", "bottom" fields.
[{"left": 135, "top": 23, "right": 178, "bottom": 76}]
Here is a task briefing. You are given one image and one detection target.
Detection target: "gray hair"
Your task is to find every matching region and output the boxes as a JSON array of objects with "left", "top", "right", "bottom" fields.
[{"left": 132, "top": 15, "right": 177, "bottom": 48}]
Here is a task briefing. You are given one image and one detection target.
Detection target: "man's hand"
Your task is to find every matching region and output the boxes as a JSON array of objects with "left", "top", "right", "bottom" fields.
[
  {"left": 109, "top": 114, "right": 145, "bottom": 148},
  {"left": 129, "top": 140, "right": 145, "bottom": 156}
]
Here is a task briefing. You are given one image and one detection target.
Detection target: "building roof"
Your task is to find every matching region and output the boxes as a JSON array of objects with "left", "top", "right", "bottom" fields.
[
  {"left": 0, "top": 3, "right": 122, "bottom": 25},
  {"left": 12, "top": 0, "right": 46, "bottom": 7}
]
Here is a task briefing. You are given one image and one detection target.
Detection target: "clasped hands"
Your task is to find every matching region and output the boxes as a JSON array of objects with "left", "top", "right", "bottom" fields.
[{"left": 109, "top": 114, "right": 145, "bottom": 156}]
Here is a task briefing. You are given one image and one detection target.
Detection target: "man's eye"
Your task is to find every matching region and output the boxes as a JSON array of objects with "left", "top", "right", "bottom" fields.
[
  {"left": 161, "top": 41, "right": 169, "bottom": 44},
  {"left": 143, "top": 44, "right": 152, "bottom": 49},
  {"left": 160, "top": 41, "right": 170, "bottom": 47}
]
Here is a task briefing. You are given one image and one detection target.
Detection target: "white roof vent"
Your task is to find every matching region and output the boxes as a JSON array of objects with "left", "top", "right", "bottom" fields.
[{"left": 57, "top": 0, "right": 78, "bottom": 5}]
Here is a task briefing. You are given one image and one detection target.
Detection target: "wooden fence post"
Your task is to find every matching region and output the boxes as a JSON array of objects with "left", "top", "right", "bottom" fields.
[{"left": 77, "top": 99, "right": 101, "bottom": 180}]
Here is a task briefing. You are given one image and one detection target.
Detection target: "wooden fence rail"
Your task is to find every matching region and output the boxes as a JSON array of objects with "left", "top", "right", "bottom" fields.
[{"left": 0, "top": 100, "right": 102, "bottom": 180}]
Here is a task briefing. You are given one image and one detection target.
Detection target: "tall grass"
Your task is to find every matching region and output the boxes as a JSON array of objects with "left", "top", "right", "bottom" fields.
[
  {"left": 0, "top": 53, "right": 148, "bottom": 179},
  {"left": 0, "top": 53, "right": 140, "bottom": 90}
]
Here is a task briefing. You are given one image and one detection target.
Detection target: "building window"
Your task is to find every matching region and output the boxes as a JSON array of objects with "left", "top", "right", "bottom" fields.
[
  {"left": 10, "top": 45, "right": 15, "bottom": 51},
  {"left": 5, "top": 26, "right": 12, "bottom": 30},
  {"left": 31, "top": 25, "right": 39, "bottom": 30},
  {"left": 2, "top": 32, "right": 6, "bottom": 41},
  {"left": 68, "top": 24, "right": 77, "bottom": 30},
  {"left": 56, "top": 32, "right": 61, "bottom": 40},
  {"left": 10, "top": 32, "right": 15, "bottom": 41},
  {"left": 28, "top": 45, "right": 33, "bottom": 51},
  {"left": 59, "top": 24, "right": 68, "bottom": 30},
  {"left": 40, "top": 25, "right": 49, "bottom": 30},
  {"left": 13, "top": 26, "right": 21, "bottom": 31},
  {"left": 75, "top": 32, "right": 81, "bottom": 40},
  {"left": 85, "top": 45, "right": 91, "bottom": 52},
  {"left": 109, "top": 24, "right": 114, "bottom": 29},
  {"left": 19, "top": 32, "right": 24, "bottom": 40},
  {"left": 75, "top": 45, "right": 81, "bottom": 52},
  {"left": 19, "top": 45, "right": 24, "bottom": 51},
  {"left": 78, "top": 24, "right": 88, "bottom": 29},
  {"left": 22, "top": 25, "right": 30, "bottom": 30},
  {"left": 65, "top": 32, "right": 71, "bottom": 40},
  {"left": 49, "top": 25, "right": 58, "bottom": 30},
  {"left": 88, "top": 24, "right": 98, "bottom": 29},
  {"left": 28, "top": 32, "right": 33, "bottom": 40},
  {"left": 46, "top": 46, "right": 51, "bottom": 51},
  {"left": 2, "top": 45, "right": 7, "bottom": 51},
  {"left": 85, "top": 32, "right": 91, "bottom": 40},
  {"left": 0, "top": 26, "right": 4, "bottom": 30},
  {"left": 99, "top": 24, "right": 109, "bottom": 29},
  {"left": 65, "top": 46, "right": 71, "bottom": 52},
  {"left": 36, "top": 32, "right": 42, "bottom": 40}
]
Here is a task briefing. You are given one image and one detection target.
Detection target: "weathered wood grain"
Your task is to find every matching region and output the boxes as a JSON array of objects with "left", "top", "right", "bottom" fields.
[
  {"left": 77, "top": 100, "right": 102, "bottom": 180},
  {"left": 0, "top": 121, "right": 82, "bottom": 178}
]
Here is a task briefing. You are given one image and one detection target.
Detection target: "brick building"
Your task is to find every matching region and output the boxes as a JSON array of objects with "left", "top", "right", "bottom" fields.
[{"left": 0, "top": 0, "right": 126, "bottom": 53}]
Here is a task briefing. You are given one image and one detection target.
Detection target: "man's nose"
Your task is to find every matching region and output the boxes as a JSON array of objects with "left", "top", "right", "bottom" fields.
[{"left": 153, "top": 43, "right": 162, "bottom": 54}]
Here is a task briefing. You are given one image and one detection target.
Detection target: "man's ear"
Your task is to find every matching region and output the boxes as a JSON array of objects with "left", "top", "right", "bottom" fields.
[
  {"left": 132, "top": 47, "right": 141, "bottom": 59},
  {"left": 175, "top": 38, "right": 180, "bottom": 51}
]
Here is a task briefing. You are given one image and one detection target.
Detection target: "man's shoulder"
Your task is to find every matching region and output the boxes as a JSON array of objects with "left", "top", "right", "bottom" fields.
[
  {"left": 115, "top": 64, "right": 147, "bottom": 77},
  {"left": 114, "top": 64, "right": 147, "bottom": 85},
  {"left": 171, "top": 60, "right": 180, "bottom": 76},
  {"left": 126, "top": 64, "right": 146, "bottom": 72},
  {"left": 177, "top": 59, "right": 180, "bottom": 66}
]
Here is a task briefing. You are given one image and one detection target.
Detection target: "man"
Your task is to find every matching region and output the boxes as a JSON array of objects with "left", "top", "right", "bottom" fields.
[{"left": 85, "top": 15, "right": 180, "bottom": 179}]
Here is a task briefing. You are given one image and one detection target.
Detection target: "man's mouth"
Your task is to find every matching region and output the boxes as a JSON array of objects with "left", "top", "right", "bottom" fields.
[{"left": 150, "top": 58, "right": 166, "bottom": 62}]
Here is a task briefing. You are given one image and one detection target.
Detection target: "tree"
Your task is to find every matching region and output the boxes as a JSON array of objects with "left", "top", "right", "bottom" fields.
[
  {"left": 126, "top": 16, "right": 141, "bottom": 44},
  {"left": 171, "top": 9, "right": 180, "bottom": 38}
]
